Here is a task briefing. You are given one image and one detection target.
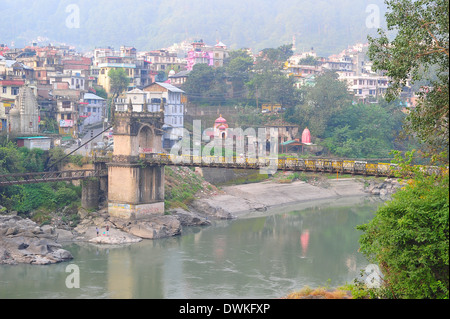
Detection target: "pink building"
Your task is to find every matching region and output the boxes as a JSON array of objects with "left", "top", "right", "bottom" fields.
[{"left": 186, "top": 40, "right": 214, "bottom": 71}]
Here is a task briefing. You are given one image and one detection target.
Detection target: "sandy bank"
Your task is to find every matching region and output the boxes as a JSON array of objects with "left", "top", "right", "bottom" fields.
[{"left": 192, "top": 178, "right": 368, "bottom": 217}]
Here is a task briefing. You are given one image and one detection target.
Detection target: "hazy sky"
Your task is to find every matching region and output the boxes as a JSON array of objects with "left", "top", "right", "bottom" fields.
[{"left": 1, "top": 0, "right": 388, "bottom": 55}]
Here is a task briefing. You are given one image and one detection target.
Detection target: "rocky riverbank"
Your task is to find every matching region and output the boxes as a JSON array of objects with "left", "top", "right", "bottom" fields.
[
  {"left": 0, "top": 215, "right": 73, "bottom": 265},
  {"left": 0, "top": 174, "right": 401, "bottom": 265}
]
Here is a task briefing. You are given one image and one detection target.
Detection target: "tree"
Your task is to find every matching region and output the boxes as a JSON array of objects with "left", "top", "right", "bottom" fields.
[
  {"left": 357, "top": 152, "right": 449, "bottom": 298},
  {"left": 356, "top": 1, "right": 449, "bottom": 299},
  {"left": 323, "top": 101, "right": 405, "bottom": 158},
  {"left": 224, "top": 50, "right": 254, "bottom": 98},
  {"left": 108, "top": 68, "right": 129, "bottom": 99},
  {"left": 368, "top": 0, "right": 449, "bottom": 162},
  {"left": 288, "top": 70, "right": 352, "bottom": 137},
  {"left": 182, "top": 64, "right": 228, "bottom": 103}
]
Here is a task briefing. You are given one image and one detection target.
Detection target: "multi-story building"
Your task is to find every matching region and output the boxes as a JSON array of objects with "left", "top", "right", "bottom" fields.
[
  {"left": 186, "top": 40, "right": 229, "bottom": 71},
  {"left": 115, "top": 82, "right": 185, "bottom": 149},
  {"left": 0, "top": 56, "right": 34, "bottom": 81},
  {"left": 338, "top": 73, "right": 389, "bottom": 102},
  {"left": 79, "top": 92, "right": 106, "bottom": 126},
  {"left": 95, "top": 46, "right": 153, "bottom": 93},
  {"left": 53, "top": 88, "right": 81, "bottom": 137},
  {"left": 141, "top": 49, "right": 183, "bottom": 73},
  {"left": 0, "top": 79, "right": 26, "bottom": 126}
]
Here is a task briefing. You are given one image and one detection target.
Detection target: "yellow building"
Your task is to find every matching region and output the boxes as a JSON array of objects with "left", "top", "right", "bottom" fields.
[{"left": 97, "top": 58, "right": 136, "bottom": 93}]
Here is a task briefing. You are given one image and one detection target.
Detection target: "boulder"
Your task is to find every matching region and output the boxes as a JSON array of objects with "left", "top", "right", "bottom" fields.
[
  {"left": 189, "top": 200, "right": 234, "bottom": 219},
  {"left": 125, "top": 215, "right": 181, "bottom": 239},
  {"left": 0, "top": 215, "right": 73, "bottom": 265},
  {"left": 172, "top": 209, "right": 211, "bottom": 226}
]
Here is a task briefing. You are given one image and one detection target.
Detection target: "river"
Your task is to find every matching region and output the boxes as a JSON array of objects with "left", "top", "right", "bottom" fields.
[{"left": 0, "top": 196, "right": 382, "bottom": 299}]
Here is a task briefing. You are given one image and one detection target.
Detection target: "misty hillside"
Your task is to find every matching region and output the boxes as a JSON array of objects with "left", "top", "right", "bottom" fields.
[{"left": 1, "top": 0, "right": 388, "bottom": 56}]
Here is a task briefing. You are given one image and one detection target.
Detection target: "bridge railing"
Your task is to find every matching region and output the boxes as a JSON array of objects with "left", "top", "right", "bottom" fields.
[
  {"left": 0, "top": 169, "right": 107, "bottom": 187},
  {"left": 138, "top": 153, "right": 449, "bottom": 178}
]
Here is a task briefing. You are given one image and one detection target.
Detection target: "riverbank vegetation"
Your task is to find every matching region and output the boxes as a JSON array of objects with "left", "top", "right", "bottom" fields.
[
  {"left": 0, "top": 141, "right": 85, "bottom": 224},
  {"left": 354, "top": 0, "right": 449, "bottom": 299}
]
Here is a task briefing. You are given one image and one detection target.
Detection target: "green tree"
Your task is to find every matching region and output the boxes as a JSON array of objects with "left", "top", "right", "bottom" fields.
[
  {"left": 323, "top": 102, "right": 405, "bottom": 158},
  {"left": 93, "top": 85, "right": 108, "bottom": 99},
  {"left": 0, "top": 142, "right": 24, "bottom": 174},
  {"left": 368, "top": 0, "right": 449, "bottom": 161},
  {"left": 288, "top": 70, "right": 352, "bottom": 137},
  {"left": 108, "top": 68, "right": 129, "bottom": 99},
  {"left": 224, "top": 50, "right": 254, "bottom": 98},
  {"left": 357, "top": 153, "right": 449, "bottom": 298},
  {"left": 182, "top": 64, "right": 228, "bottom": 103}
]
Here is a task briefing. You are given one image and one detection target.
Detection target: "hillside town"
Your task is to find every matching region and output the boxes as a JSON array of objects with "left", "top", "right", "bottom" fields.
[{"left": 0, "top": 39, "right": 418, "bottom": 151}]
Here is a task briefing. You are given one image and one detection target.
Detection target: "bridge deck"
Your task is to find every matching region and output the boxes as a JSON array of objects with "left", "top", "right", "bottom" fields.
[
  {"left": 140, "top": 154, "right": 400, "bottom": 177},
  {"left": 0, "top": 154, "right": 446, "bottom": 187}
]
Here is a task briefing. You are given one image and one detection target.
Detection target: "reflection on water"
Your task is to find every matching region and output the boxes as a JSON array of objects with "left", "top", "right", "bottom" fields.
[{"left": 0, "top": 197, "right": 382, "bottom": 299}]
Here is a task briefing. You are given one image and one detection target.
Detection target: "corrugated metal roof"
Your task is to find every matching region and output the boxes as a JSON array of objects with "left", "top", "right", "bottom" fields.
[
  {"left": 154, "top": 82, "right": 185, "bottom": 93},
  {"left": 83, "top": 93, "right": 105, "bottom": 100}
]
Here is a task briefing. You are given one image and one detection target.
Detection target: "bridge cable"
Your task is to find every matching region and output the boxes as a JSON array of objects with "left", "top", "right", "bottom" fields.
[{"left": 46, "top": 126, "right": 113, "bottom": 171}]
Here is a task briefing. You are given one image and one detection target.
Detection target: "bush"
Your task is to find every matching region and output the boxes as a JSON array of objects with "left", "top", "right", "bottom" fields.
[{"left": 357, "top": 170, "right": 449, "bottom": 298}]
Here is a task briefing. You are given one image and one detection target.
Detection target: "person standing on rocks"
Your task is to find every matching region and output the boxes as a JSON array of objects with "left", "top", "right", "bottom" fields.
[
  {"left": 96, "top": 227, "right": 99, "bottom": 237},
  {"left": 106, "top": 225, "right": 109, "bottom": 236}
]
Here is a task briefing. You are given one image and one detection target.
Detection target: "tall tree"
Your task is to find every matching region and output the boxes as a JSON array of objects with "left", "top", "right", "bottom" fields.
[
  {"left": 182, "top": 64, "right": 228, "bottom": 103},
  {"left": 289, "top": 70, "right": 352, "bottom": 137},
  {"left": 224, "top": 50, "right": 254, "bottom": 98},
  {"left": 368, "top": 0, "right": 449, "bottom": 162},
  {"left": 108, "top": 68, "right": 129, "bottom": 99}
]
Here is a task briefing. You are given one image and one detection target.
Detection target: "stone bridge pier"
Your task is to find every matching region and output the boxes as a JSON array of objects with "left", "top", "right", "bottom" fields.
[
  {"left": 107, "top": 109, "right": 165, "bottom": 219},
  {"left": 81, "top": 162, "right": 108, "bottom": 211}
]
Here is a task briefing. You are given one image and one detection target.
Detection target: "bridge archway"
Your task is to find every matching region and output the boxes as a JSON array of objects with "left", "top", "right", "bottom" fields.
[{"left": 138, "top": 125, "right": 155, "bottom": 153}]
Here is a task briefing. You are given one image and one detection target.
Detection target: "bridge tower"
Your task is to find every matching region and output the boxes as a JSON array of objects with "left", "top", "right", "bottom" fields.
[{"left": 107, "top": 106, "right": 165, "bottom": 219}]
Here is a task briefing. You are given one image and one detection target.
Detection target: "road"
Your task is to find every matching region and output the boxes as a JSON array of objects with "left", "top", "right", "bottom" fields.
[{"left": 65, "top": 127, "right": 106, "bottom": 156}]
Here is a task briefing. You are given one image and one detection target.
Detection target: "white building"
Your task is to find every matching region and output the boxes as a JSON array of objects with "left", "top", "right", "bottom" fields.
[
  {"left": 115, "top": 82, "right": 185, "bottom": 149},
  {"left": 338, "top": 72, "right": 389, "bottom": 102},
  {"left": 79, "top": 92, "right": 106, "bottom": 126}
]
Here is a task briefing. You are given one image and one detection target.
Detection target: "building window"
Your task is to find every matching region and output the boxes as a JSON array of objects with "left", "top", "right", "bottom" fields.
[
  {"left": 62, "top": 101, "right": 71, "bottom": 109},
  {"left": 12, "top": 87, "right": 19, "bottom": 95},
  {"left": 2, "top": 87, "right": 6, "bottom": 94}
]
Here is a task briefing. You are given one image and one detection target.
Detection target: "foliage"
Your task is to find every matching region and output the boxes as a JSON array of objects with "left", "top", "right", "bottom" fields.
[
  {"left": 322, "top": 101, "right": 405, "bottom": 158},
  {"left": 108, "top": 68, "right": 129, "bottom": 98},
  {"left": 368, "top": 0, "right": 449, "bottom": 161},
  {"left": 244, "top": 44, "right": 298, "bottom": 107},
  {"left": 47, "top": 147, "right": 70, "bottom": 170},
  {"left": 39, "top": 115, "right": 59, "bottom": 134},
  {"left": 224, "top": 50, "right": 254, "bottom": 98},
  {"left": 298, "top": 55, "right": 320, "bottom": 66},
  {"left": 0, "top": 141, "right": 25, "bottom": 174},
  {"left": 93, "top": 85, "right": 108, "bottom": 99},
  {"left": 182, "top": 64, "right": 228, "bottom": 103},
  {"left": 9, "top": 182, "right": 81, "bottom": 214},
  {"left": 0, "top": 143, "right": 82, "bottom": 215},
  {"left": 284, "top": 70, "right": 352, "bottom": 137},
  {"left": 357, "top": 152, "right": 449, "bottom": 298}
]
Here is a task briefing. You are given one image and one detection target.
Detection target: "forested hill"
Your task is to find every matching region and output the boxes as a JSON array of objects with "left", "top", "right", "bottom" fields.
[{"left": 2, "top": 0, "right": 388, "bottom": 56}]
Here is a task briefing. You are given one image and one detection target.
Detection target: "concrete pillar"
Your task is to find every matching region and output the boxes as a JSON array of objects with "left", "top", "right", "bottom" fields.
[{"left": 82, "top": 178, "right": 100, "bottom": 210}]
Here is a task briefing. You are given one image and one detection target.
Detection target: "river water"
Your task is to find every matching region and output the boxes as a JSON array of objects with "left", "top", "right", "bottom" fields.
[{"left": 0, "top": 196, "right": 382, "bottom": 299}]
